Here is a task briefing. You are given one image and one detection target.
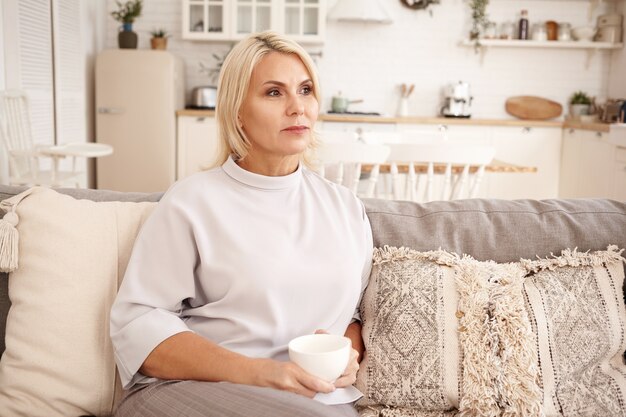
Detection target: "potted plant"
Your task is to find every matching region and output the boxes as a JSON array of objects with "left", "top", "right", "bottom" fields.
[
  {"left": 111, "top": 0, "right": 143, "bottom": 49},
  {"left": 150, "top": 29, "right": 170, "bottom": 50},
  {"left": 468, "top": 0, "right": 490, "bottom": 42},
  {"left": 198, "top": 48, "right": 232, "bottom": 85},
  {"left": 569, "top": 91, "right": 592, "bottom": 119}
]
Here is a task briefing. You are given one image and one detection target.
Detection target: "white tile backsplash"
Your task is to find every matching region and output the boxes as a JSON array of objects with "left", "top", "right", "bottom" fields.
[{"left": 105, "top": 0, "right": 617, "bottom": 119}]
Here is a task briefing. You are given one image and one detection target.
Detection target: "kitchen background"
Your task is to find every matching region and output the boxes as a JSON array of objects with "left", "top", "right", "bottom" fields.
[
  {"left": 0, "top": 0, "right": 625, "bottom": 196},
  {"left": 103, "top": 0, "right": 619, "bottom": 117}
]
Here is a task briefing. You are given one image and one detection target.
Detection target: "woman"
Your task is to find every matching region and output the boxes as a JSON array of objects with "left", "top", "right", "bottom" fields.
[{"left": 110, "top": 31, "right": 373, "bottom": 417}]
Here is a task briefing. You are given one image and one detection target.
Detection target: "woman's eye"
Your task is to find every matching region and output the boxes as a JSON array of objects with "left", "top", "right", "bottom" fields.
[
  {"left": 267, "top": 89, "right": 280, "bottom": 97},
  {"left": 301, "top": 85, "right": 312, "bottom": 95}
]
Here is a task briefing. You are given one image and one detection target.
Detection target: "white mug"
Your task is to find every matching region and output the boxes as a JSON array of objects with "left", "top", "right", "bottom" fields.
[{"left": 288, "top": 334, "right": 351, "bottom": 382}]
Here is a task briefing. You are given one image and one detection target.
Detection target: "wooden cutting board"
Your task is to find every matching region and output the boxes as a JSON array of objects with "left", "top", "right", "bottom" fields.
[{"left": 505, "top": 96, "right": 563, "bottom": 120}]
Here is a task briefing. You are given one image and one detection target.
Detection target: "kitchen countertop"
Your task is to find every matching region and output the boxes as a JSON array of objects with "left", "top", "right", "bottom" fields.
[
  {"left": 178, "top": 109, "right": 216, "bottom": 117},
  {"left": 176, "top": 109, "right": 614, "bottom": 132},
  {"left": 318, "top": 114, "right": 564, "bottom": 128},
  {"left": 562, "top": 120, "right": 611, "bottom": 133}
]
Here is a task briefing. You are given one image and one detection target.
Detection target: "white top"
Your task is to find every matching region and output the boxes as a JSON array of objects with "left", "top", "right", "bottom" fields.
[{"left": 110, "top": 156, "right": 373, "bottom": 389}]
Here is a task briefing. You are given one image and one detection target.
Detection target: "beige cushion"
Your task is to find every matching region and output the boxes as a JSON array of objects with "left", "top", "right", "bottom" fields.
[
  {"left": 357, "top": 246, "right": 626, "bottom": 417},
  {"left": 0, "top": 187, "right": 156, "bottom": 417}
]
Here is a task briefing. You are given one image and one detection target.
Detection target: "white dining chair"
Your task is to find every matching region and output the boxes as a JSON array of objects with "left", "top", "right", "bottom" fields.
[
  {"left": 312, "top": 137, "right": 390, "bottom": 198},
  {"left": 0, "top": 90, "right": 113, "bottom": 187},
  {"left": 385, "top": 142, "right": 496, "bottom": 202}
]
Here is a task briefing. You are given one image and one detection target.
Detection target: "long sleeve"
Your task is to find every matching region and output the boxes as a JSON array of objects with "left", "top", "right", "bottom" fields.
[
  {"left": 352, "top": 201, "right": 374, "bottom": 323},
  {"left": 110, "top": 190, "right": 199, "bottom": 388}
]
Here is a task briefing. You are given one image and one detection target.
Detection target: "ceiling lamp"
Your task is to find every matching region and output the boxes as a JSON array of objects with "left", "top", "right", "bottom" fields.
[{"left": 327, "top": 0, "right": 393, "bottom": 24}]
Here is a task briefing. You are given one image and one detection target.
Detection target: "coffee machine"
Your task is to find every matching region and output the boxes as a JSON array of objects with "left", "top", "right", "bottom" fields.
[{"left": 440, "top": 81, "right": 473, "bottom": 118}]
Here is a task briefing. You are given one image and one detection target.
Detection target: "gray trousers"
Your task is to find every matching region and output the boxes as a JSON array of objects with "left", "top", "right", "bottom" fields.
[{"left": 114, "top": 380, "right": 360, "bottom": 417}]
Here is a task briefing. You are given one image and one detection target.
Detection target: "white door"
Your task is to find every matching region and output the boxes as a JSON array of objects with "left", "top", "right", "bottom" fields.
[{"left": 1, "top": 0, "right": 87, "bottom": 186}]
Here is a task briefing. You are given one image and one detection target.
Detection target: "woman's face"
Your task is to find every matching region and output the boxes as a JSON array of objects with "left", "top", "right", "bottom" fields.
[{"left": 238, "top": 52, "right": 319, "bottom": 171}]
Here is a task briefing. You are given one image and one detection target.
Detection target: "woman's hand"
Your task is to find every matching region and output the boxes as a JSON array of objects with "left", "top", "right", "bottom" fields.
[
  {"left": 333, "top": 347, "right": 359, "bottom": 388},
  {"left": 314, "top": 329, "right": 360, "bottom": 388},
  {"left": 252, "top": 358, "right": 336, "bottom": 398}
]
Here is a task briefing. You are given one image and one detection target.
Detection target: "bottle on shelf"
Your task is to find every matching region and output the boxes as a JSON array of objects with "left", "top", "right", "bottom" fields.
[{"left": 518, "top": 9, "right": 529, "bottom": 40}]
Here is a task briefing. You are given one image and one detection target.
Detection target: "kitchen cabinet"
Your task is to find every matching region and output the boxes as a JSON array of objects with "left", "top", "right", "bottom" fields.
[
  {"left": 317, "top": 121, "right": 398, "bottom": 138},
  {"left": 177, "top": 115, "right": 219, "bottom": 180},
  {"left": 560, "top": 128, "right": 626, "bottom": 200},
  {"left": 181, "top": 0, "right": 326, "bottom": 43},
  {"left": 488, "top": 126, "right": 562, "bottom": 200},
  {"left": 613, "top": 147, "right": 626, "bottom": 201}
]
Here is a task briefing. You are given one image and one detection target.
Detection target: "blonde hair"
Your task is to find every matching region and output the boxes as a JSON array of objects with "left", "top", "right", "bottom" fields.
[{"left": 211, "top": 31, "right": 321, "bottom": 168}]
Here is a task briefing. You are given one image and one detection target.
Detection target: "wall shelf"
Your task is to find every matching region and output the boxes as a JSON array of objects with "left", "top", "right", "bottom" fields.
[
  {"left": 461, "top": 39, "right": 623, "bottom": 68},
  {"left": 460, "top": 39, "right": 623, "bottom": 50}
]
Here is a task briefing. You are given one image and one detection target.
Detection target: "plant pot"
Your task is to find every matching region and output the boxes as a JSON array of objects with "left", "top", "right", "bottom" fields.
[
  {"left": 118, "top": 23, "right": 138, "bottom": 49},
  {"left": 150, "top": 37, "right": 167, "bottom": 50},
  {"left": 569, "top": 104, "right": 590, "bottom": 118}
]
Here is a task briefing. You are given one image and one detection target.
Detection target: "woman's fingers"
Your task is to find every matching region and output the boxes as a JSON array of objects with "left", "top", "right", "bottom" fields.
[
  {"left": 314, "top": 329, "right": 329, "bottom": 334},
  {"left": 294, "top": 367, "right": 335, "bottom": 394},
  {"left": 333, "top": 348, "right": 360, "bottom": 388},
  {"left": 256, "top": 359, "right": 333, "bottom": 398},
  {"left": 333, "top": 373, "right": 357, "bottom": 388}
]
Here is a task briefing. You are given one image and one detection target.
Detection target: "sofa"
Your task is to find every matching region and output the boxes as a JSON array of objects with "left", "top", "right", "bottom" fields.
[{"left": 0, "top": 184, "right": 624, "bottom": 417}]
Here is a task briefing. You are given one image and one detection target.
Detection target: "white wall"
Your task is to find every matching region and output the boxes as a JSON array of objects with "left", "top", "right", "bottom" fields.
[
  {"left": 608, "top": 1, "right": 626, "bottom": 98},
  {"left": 321, "top": 0, "right": 612, "bottom": 118},
  {"left": 105, "top": 0, "right": 614, "bottom": 119},
  {"left": 82, "top": 0, "right": 108, "bottom": 187},
  {"left": 0, "top": 0, "right": 7, "bottom": 184}
]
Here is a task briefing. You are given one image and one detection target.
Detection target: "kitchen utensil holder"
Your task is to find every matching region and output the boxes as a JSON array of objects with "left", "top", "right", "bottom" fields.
[{"left": 397, "top": 97, "right": 409, "bottom": 117}]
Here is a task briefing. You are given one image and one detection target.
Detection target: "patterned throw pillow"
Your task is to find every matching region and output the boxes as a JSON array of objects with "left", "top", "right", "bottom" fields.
[
  {"left": 356, "top": 246, "right": 626, "bottom": 417},
  {"left": 355, "top": 248, "right": 461, "bottom": 415},
  {"left": 520, "top": 247, "right": 626, "bottom": 417},
  {"left": 356, "top": 247, "right": 541, "bottom": 417}
]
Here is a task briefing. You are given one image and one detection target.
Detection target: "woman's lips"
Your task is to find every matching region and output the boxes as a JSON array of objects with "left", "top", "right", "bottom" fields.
[{"left": 283, "top": 126, "right": 309, "bottom": 134}]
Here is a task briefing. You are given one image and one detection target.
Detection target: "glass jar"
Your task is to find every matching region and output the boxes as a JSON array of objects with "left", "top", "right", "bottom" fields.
[
  {"left": 558, "top": 23, "right": 572, "bottom": 41},
  {"left": 498, "top": 21, "right": 516, "bottom": 40},
  {"left": 531, "top": 22, "right": 547, "bottom": 41},
  {"left": 483, "top": 22, "right": 497, "bottom": 39}
]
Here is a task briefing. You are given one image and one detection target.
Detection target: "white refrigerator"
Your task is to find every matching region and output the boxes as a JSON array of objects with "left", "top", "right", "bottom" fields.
[{"left": 95, "top": 50, "right": 185, "bottom": 192}]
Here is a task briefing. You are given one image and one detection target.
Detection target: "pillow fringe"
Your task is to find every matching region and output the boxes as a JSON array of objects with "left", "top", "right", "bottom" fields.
[
  {"left": 452, "top": 257, "right": 543, "bottom": 417},
  {"left": 0, "top": 187, "right": 38, "bottom": 273},
  {"left": 521, "top": 245, "right": 626, "bottom": 273},
  {"left": 373, "top": 245, "right": 460, "bottom": 267}
]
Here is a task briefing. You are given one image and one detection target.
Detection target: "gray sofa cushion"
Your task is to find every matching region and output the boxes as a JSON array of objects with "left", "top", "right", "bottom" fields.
[
  {"left": 363, "top": 197, "right": 626, "bottom": 262},
  {"left": 0, "top": 184, "right": 625, "bottom": 360}
]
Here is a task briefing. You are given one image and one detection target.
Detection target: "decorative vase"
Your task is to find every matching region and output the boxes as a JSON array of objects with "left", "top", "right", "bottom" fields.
[
  {"left": 118, "top": 23, "right": 138, "bottom": 49},
  {"left": 569, "top": 104, "right": 590, "bottom": 119},
  {"left": 150, "top": 37, "right": 167, "bottom": 50}
]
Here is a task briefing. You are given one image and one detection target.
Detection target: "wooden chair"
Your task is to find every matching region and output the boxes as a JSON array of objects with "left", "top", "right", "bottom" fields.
[
  {"left": 385, "top": 142, "right": 496, "bottom": 202},
  {"left": 0, "top": 90, "right": 113, "bottom": 187},
  {"left": 313, "top": 133, "right": 390, "bottom": 198}
]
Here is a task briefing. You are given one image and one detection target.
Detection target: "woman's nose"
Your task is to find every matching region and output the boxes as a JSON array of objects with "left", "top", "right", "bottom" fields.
[{"left": 287, "top": 95, "right": 305, "bottom": 116}]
